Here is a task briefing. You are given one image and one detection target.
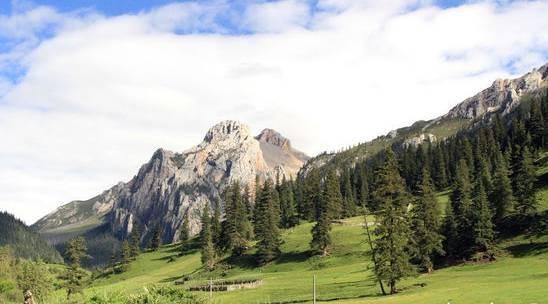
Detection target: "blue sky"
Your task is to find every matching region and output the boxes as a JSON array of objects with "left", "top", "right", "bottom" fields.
[
  {"left": 0, "top": 0, "right": 466, "bottom": 16},
  {"left": 0, "top": 0, "right": 547, "bottom": 224}
]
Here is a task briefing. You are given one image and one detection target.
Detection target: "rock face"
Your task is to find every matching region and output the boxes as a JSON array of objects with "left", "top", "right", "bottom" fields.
[
  {"left": 445, "top": 63, "right": 548, "bottom": 119},
  {"left": 34, "top": 121, "right": 308, "bottom": 244}
]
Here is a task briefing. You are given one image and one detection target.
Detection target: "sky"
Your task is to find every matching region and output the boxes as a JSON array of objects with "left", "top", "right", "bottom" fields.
[{"left": 0, "top": 0, "right": 547, "bottom": 224}]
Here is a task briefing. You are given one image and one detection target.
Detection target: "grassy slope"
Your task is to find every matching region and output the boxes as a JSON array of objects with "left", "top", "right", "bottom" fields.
[{"left": 45, "top": 157, "right": 548, "bottom": 304}]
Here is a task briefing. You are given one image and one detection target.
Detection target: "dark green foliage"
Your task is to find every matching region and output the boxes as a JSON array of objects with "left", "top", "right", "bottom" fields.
[
  {"left": 372, "top": 149, "right": 415, "bottom": 294},
  {"left": 129, "top": 223, "right": 142, "bottom": 258},
  {"left": 279, "top": 177, "right": 299, "bottom": 228},
  {"left": 310, "top": 205, "right": 332, "bottom": 256},
  {"left": 323, "top": 170, "right": 343, "bottom": 220},
  {"left": 0, "top": 211, "right": 62, "bottom": 263},
  {"left": 491, "top": 150, "right": 515, "bottom": 222},
  {"left": 254, "top": 180, "right": 282, "bottom": 264},
  {"left": 200, "top": 205, "right": 216, "bottom": 270},
  {"left": 471, "top": 178, "right": 494, "bottom": 253},
  {"left": 442, "top": 199, "right": 459, "bottom": 259},
  {"left": 119, "top": 240, "right": 131, "bottom": 272},
  {"left": 513, "top": 147, "right": 538, "bottom": 213},
  {"left": 150, "top": 225, "right": 162, "bottom": 251},
  {"left": 302, "top": 168, "right": 322, "bottom": 220},
  {"left": 528, "top": 97, "right": 545, "bottom": 149},
  {"left": 61, "top": 237, "right": 89, "bottom": 299},
  {"left": 450, "top": 159, "right": 474, "bottom": 258},
  {"left": 223, "top": 181, "right": 253, "bottom": 256},
  {"left": 411, "top": 168, "right": 444, "bottom": 273},
  {"left": 211, "top": 203, "right": 222, "bottom": 248},
  {"left": 341, "top": 168, "right": 357, "bottom": 217},
  {"left": 0, "top": 247, "right": 56, "bottom": 303},
  {"left": 179, "top": 213, "right": 190, "bottom": 253}
]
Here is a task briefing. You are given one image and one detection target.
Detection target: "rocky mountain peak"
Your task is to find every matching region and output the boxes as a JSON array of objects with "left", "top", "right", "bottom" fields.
[
  {"left": 203, "top": 120, "right": 251, "bottom": 144},
  {"left": 445, "top": 63, "right": 548, "bottom": 119},
  {"left": 255, "top": 128, "right": 291, "bottom": 150}
]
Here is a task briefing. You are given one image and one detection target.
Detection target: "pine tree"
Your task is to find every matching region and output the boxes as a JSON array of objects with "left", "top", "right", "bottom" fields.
[
  {"left": 200, "top": 205, "right": 216, "bottom": 270},
  {"left": 471, "top": 178, "right": 494, "bottom": 255},
  {"left": 129, "top": 223, "right": 141, "bottom": 258},
  {"left": 310, "top": 202, "right": 332, "bottom": 256},
  {"left": 303, "top": 169, "right": 322, "bottom": 220},
  {"left": 323, "top": 170, "right": 343, "bottom": 220},
  {"left": 513, "top": 146, "right": 537, "bottom": 213},
  {"left": 372, "top": 149, "right": 415, "bottom": 294},
  {"left": 211, "top": 202, "right": 222, "bottom": 248},
  {"left": 179, "top": 213, "right": 190, "bottom": 253},
  {"left": 491, "top": 150, "right": 514, "bottom": 223},
  {"left": 150, "top": 225, "right": 162, "bottom": 251},
  {"left": 224, "top": 181, "right": 252, "bottom": 256},
  {"left": 280, "top": 177, "right": 299, "bottom": 228},
  {"left": 119, "top": 240, "right": 131, "bottom": 272},
  {"left": 254, "top": 180, "right": 282, "bottom": 264},
  {"left": 442, "top": 199, "right": 459, "bottom": 260},
  {"left": 528, "top": 98, "right": 545, "bottom": 149},
  {"left": 411, "top": 168, "right": 444, "bottom": 273},
  {"left": 432, "top": 145, "right": 448, "bottom": 190},
  {"left": 341, "top": 168, "right": 356, "bottom": 217},
  {"left": 61, "top": 237, "right": 89, "bottom": 299},
  {"left": 450, "top": 159, "right": 474, "bottom": 257}
]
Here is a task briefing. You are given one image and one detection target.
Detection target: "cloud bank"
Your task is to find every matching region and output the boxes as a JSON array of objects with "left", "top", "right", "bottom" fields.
[{"left": 1, "top": 0, "right": 547, "bottom": 223}]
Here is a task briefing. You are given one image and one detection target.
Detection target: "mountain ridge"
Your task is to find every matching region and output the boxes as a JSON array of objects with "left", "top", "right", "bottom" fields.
[{"left": 33, "top": 121, "right": 309, "bottom": 253}]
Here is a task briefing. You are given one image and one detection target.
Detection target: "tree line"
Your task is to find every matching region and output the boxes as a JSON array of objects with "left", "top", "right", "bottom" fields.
[{"left": 193, "top": 92, "right": 546, "bottom": 294}]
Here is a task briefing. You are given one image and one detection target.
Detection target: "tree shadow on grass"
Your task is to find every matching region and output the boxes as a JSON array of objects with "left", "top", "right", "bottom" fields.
[
  {"left": 506, "top": 241, "right": 548, "bottom": 258},
  {"left": 274, "top": 251, "right": 310, "bottom": 265}
]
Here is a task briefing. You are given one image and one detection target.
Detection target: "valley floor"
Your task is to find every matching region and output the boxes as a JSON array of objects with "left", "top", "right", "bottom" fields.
[{"left": 72, "top": 213, "right": 548, "bottom": 304}]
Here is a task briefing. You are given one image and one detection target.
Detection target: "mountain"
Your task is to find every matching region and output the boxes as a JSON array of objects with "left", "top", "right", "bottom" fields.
[
  {"left": 33, "top": 121, "right": 308, "bottom": 251},
  {"left": 301, "top": 62, "right": 548, "bottom": 175},
  {"left": 0, "top": 211, "right": 63, "bottom": 263}
]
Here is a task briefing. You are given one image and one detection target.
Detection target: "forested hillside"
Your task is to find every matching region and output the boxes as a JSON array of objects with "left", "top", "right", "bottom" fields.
[{"left": 0, "top": 212, "right": 62, "bottom": 263}]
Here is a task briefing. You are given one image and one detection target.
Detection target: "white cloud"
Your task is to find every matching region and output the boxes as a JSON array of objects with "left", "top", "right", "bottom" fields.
[{"left": 0, "top": 0, "right": 547, "bottom": 224}]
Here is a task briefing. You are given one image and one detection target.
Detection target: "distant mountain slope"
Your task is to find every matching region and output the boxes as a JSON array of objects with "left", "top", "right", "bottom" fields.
[
  {"left": 0, "top": 211, "right": 62, "bottom": 263},
  {"left": 33, "top": 121, "right": 308, "bottom": 251},
  {"left": 301, "top": 62, "right": 548, "bottom": 175}
]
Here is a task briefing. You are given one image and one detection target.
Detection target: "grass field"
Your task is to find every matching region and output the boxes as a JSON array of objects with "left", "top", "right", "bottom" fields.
[
  {"left": 65, "top": 211, "right": 548, "bottom": 304},
  {"left": 40, "top": 157, "right": 548, "bottom": 304}
]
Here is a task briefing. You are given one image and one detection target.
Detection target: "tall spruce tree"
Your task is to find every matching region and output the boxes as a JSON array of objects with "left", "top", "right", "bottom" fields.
[
  {"left": 528, "top": 98, "right": 545, "bottom": 150},
  {"left": 341, "top": 168, "right": 357, "bottom": 217},
  {"left": 224, "top": 181, "right": 252, "bottom": 256},
  {"left": 450, "top": 159, "right": 474, "bottom": 258},
  {"left": 471, "top": 178, "right": 494, "bottom": 255},
  {"left": 280, "top": 177, "right": 299, "bottom": 228},
  {"left": 61, "top": 237, "right": 89, "bottom": 299},
  {"left": 442, "top": 199, "right": 459, "bottom": 259},
  {"left": 491, "top": 150, "right": 514, "bottom": 223},
  {"left": 200, "top": 205, "right": 216, "bottom": 270},
  {"left": 211, "top": 202, "right": 222, "bottom": 249},
  {"left": 150, "top": 225, "right": 162, "bottom": 251},
  {"left": 303, "top": 169, "right": 322, "bottom": 220},
  {"left": 411, "top": 168, "right": 444, "bottom": 273},
  {"left": 129, "top": 223, "right": 141, "bottom": 258},
  {"left": 179, "top": 213, "right": 190, "bottom": 253},
  {"left": 513, "top": 146, "right": 538, "bottom": 214},
  {"left": 254, "top": 180, "right": 282, "bottom": 264},
  {"left": 372, "top": 149, "right": 414, "bottom": 294},
  {"left": 323, "top": 170, "right": 343, "bottom": 220}
]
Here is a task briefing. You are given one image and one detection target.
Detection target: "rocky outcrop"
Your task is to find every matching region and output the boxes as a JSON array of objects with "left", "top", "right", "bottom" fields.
[
  {"left": 445, "top": 63, "right": 548, "bottom": 119},
  {"left": 34, "top": 121, "right": 308, "bottom": 245},
  {"left": 403, "top": 133, "right": 437, "bottom": 148}
]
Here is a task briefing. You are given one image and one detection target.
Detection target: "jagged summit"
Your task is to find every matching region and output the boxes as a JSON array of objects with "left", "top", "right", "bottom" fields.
[
  {"left": 255, "top": 128, "right": 291, "bottom": 150},
  {"left": 445, "top": 63, "right": 548, "bottom": 119},
  {"left": 203, "top": 120, "right": 251, "bottom": 144},
  {"left": 34, "top": 121, "right": 309, "bottom": 263}
]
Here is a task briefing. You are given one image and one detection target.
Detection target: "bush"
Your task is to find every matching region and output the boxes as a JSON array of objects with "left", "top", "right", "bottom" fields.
[{"left": 87, "top": 286, "right": 205, "bottom": 304}]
